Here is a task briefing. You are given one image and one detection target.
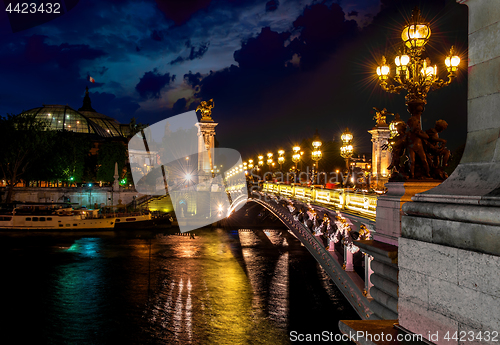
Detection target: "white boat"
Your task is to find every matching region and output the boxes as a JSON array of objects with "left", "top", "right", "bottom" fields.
[
  {"left": 0, "top": 204, "right": 116, "bottom": 230},
  {"left": 113, "top": 212, "right": 153, "bottom": 228}
]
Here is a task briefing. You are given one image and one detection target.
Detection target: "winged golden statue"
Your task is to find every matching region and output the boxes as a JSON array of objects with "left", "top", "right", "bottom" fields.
[
  {"left": 373, "top": 107, "right": 392, "bottom": 126},
  {"left": 196, "top": 99, "right": 214, "bottom": 122}
]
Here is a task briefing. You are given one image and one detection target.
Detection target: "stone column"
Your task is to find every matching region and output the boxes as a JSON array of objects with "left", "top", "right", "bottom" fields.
[
  {"left": 344, "top": 245, "right": 354, "bottom": 271},
  {"left": 364, "top": 254, "right": 374, "bottom": 298},
  {"left": 195, "top": 121, "right": 218, "bottom": 183},
  {"left": 368, "top": 125, "right": 390, "bottom": 190},
  {"left": 399, "top": 1, "right": 500, "bottom": 341},
  {"left": 113, "top": 162, "right": 120, "bottom": 192}
]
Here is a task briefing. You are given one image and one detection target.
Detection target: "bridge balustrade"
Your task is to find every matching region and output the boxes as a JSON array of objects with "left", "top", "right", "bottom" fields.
[
  {"left": 262, "top": 182, "right": 378, "bottom": 220},
  {"left": 250, "top": 191, "right": 373, "bottom": 319}
]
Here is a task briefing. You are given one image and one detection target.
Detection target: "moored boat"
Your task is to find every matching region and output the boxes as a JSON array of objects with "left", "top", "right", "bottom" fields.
[{"left": 0, "top": 203, "right": 115, "bottom": 230}]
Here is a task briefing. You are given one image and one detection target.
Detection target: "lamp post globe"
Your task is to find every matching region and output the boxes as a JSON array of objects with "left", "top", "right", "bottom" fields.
[
  {"left": 340, "top": 128, "right": 354, "bottom": 186},
  {"left": 311, "top": 130, "right": 323, "bottom": 184}
]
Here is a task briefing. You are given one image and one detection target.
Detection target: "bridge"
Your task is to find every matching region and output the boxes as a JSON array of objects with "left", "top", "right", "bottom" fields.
[{"left": 225, "top": 182, "right": 398, "bottom": 321}]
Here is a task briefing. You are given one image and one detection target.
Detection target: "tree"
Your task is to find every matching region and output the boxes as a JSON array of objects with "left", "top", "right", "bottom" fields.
[
  {"left": 0, "top": 114, "right": 53, "bottom": 203},
  {"left": 96, "top": 141, "right": 128, "bottom": 183},
  {"left": 24, "top": 131, "right": 92, "bottom": 184}
]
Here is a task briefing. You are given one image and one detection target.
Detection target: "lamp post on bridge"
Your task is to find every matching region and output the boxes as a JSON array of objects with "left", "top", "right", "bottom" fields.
[
  {"left": 375, "top": 7, "right": 460, "bottom": 179},
  {"left": 277, "top": 150, "right": 285, "bottom": 172},
  {"left": 311, "top": 131, "right": 322, "bottom": 184},
  {"left": 257, "top": 155, "right": 264, "bottom": 179},
  {"left": 292, "top": 146, "right": 301, "bottom": 183},
  {"left": 266, "top": 152, "right": 273, "bottom": 180},
  {"left": 340, "top": 128, "right": 354, "bottom": 187}
]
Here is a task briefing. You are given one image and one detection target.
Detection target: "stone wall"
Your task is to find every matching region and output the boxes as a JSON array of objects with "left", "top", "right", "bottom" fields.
[
  {"left": 399, "top": 237, "right": 500, "bottom": 345},
  {"left": 1, "top": 187, "right": 143, "bottom": 208},
  {"left": 375, "top": 181, "right": 440, "bottom": 245},
  {"left": 399, "top": 1, "right": 500, "bottom": 343}
]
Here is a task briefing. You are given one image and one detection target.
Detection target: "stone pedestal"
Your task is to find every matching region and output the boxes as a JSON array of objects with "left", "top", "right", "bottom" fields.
[
  {"left": 368, "top": 125, "right": 391, "bottom": 190},
  {"left": 399, "top": 1, "right": 500, "bottom": 342},
  {"left": 356, "top": 240, "right": 398, "bottom": 320},
  {"left": 374, "top": 181, "right": 441, "bottom": 245},
  {"left": 196, "top": 121, "right": 218, "bottom": 177},
  {"left": 344, "top": 246, "right": 354, "bottom": 271}
]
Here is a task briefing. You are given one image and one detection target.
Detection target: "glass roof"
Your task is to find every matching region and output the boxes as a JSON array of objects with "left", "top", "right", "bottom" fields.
[
  {"left": 19, "top": 105, "right": 112, "bottom": 138},
  {"left": 79, "top": 111, "right": 123, "bottom": 137}
]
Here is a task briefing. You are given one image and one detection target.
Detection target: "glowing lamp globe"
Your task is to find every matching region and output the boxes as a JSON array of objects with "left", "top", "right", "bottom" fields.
[
  {"left": 445, "top": 47, "right": 461, "bottom": 72},
  {"left": 341, "top": 128, "right": 353, "bottom": 144},
  {"left": 401, "top": 8, "right": 431, "bottom": 50}
]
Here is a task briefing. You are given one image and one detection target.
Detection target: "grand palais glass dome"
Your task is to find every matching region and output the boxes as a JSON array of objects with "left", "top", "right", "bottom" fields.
[{"left": 19, "top": 87, "right": 129, "bottom": 138}]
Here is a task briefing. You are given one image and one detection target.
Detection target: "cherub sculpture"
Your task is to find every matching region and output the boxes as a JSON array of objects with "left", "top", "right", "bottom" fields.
[
  {"left": 425, "top": 120, "right": 450, "bottom": 167},
  {"left": 425, "top": 120, "right": 450, "bottom": 179},
  {"left": 406, "top": 116, "right": 431, "bottom": 179},
  {"left": 387, "top": 120, "right": 407, "bottom": 177}
]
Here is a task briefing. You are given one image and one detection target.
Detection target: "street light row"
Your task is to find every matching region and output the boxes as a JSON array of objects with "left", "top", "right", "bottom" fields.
[{"left": 237, "top": 127, "right": 356, "bottom": 175}]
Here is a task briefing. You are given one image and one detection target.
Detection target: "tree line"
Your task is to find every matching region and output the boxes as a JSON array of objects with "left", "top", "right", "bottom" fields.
[{"left": 0, "top": 113, "right": 128, "bottom": 203}]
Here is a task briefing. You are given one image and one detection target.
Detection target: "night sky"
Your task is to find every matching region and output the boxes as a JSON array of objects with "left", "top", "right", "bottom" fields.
[{"left": 0, "top": 0, "right": 468, "bottom": 160}]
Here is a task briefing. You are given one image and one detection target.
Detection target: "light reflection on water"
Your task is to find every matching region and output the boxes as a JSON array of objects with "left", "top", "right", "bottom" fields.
[{"left": 0, "top": 229, "right": 358, "bottom": 344}]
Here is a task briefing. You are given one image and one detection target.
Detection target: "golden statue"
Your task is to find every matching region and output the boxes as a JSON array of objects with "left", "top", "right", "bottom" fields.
[
  {"left": 196, "top": 99, "right": 214, "bottom": 122},
  {"left": 373, "top": 107, "right": 392, "bottom": 126}
]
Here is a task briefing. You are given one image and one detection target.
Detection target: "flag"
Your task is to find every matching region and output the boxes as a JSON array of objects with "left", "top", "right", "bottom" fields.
[{"left": 87, "top": 75, "right": 95, "bottom": 83}]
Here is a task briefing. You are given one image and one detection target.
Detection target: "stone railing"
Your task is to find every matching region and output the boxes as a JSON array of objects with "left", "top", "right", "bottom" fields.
[{"left": 261, "top": 182, "right": 378, "bottom": 220}]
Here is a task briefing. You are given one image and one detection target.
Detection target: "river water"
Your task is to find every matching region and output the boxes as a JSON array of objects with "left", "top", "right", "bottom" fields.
[{"left": 0, "top": 228, "right": 359, "bottom": 344}]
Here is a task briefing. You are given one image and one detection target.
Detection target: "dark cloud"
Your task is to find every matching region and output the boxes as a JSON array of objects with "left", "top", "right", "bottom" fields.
[
  {"left": 189, "top": 42, "right": 209, "bottom": 60},
  {"left": 21, "top": 35, "right": 105, "bottom": 70},
  {"left": 348, "top": 11, "right": 359, "bottom": 17},
  {"left": 81, "top": 90, "right": 141, "bottom": 122},
  {"left": 170, "top": 42, "right": 210, "bottom": 65},
  {"left": 234, "top": 27, "right": 292, "bottom": 70},
  {"left": 154, "top": 0, "right": 212, "bottom": 26},
  {"left": 0, "top": 33, "right": 106, "bottom": 116},
  {"left": 96, "top": 66, "right": 109, "bottom": 76},
  {"left": 291, "top": 2, "right": 358, "bottom": 69},
  {"left": 150, "top": 30, "right": 164, "bottom": 42},
  {"left": 135, "top": 69, "right": 175, "bottom": 99},
  {"left": 172, "top": 97, "right": 187, "bottom": 114},
  {"left": 173, "top": 0, "right": 467, "bottom": 158},
  {"left": 265, "top": 0, "right": 279, "bottom": 12},
  {"left": 184, "top": 71, "right": 203, "bottom": 89},
  {"left": 169, "top": 56, "right": 185, "bottom": 65}
]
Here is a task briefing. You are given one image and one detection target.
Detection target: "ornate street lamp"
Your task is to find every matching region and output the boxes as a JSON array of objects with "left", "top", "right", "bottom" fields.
[
  {"left": 258, "top": 155, "right": 264, "bottom": 167},
  {"left": 341, "top": 128, "right": 354, "bottom": 186},
  {"left": 376, "top": 7, "right": 460, "bottom": 128},
  {"left": 291, "top": 146, "right": 301, "bottom": 183},
  {"left": 311, "top": 130, "right": 323, "bottom": 183},
  {"left": 292, "top": 146, "right": 301, "bottom": 169},
  {"left": 277, "top": 150, "right": 285, "bottom": 171},
  {"left": 266, "top": 152, "right": 273, "bottom": 175}
]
